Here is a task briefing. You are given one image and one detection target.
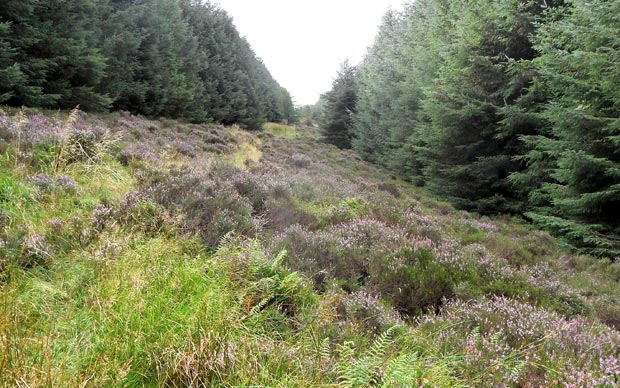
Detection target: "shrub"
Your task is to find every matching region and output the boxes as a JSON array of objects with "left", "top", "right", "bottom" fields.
[
  {"left": 149, "top": 170, "right": 258, "bottom": 248},
  {"left": 41, "top": 213, "right": 92, "bottom": 254},
  {"left": 369, "top": 247, "right": 454, "bottom": 316},
  {"left": 339, "top": 290, "right": 403, "bottom": 334},
  {"left": 376, "top": 182, "right": 401, "bottom": 198},
  {"left": 265, "top": 196, "right": 318, "bottom": 232},
  {"left": 290, "top": 153, "right": 312, "bottom": 168},
  {"left": 112, "top": 191, "right": 177, "bottom": 236},
  {"left": 209, "top": 163, "right": 269, "bottom": 214},
  {"left": 27, "top": 174, "right": 77, "bottom": 196},
  {"left": 270, "top": 225, "right": 334, "bottom": 282},
  {"left": 365, "top": 191, "right": 408, "bottom": 226},
  {"left": 594, "top": 298, "right": 620, "bottom": 331},
  {"left": 420, "top": 297, "right": 620, "bottom": 386},
  {"left": 183, "top": 186, "right": 257, "bottom": 247},
  {"left": 274, "top": 219, "right": 410, "bottom": 293},
  {"left": 19, "top": 232, "right": 54, "bottom": 269}
]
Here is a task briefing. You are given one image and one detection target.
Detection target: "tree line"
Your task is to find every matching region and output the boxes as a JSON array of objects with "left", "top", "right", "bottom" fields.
[
  {"left": 0, "top": 0, "right": 295, "bottom": 128},
  {"left": 320, "top": 0, "right": 620, "bottom": 258}
]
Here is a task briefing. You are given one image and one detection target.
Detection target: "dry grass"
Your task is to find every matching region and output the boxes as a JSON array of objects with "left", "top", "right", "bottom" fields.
[
  {"left": 263, "top": 122, "right": 299, "bottom": 139},
  {"left": 2, "top": 108, "right": 620, "bottom": 387},
  {"left": 228, "top": 126, "right": 263, "bottom": 169}
]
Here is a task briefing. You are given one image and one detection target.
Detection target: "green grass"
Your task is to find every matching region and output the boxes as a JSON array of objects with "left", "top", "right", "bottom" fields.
[
  {"left": 263, "top": 122, "right": 299, "bottom": 139},
  {"left": 2, "top": 108, "right": 619, "bottom": 387},
  {"left": 0, "top": 121, "right": 464, "bottom": 386}
]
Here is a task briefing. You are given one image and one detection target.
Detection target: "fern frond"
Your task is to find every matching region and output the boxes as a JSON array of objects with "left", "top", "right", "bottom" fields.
[
  {"left": 336, "top": 341, "right": 357, "bottom": 387},
  {"left": 319, "top": 337, "right": 331, "bottom": 361},
  {"left": 367, "top": 325, "right": 397, "bottom": 361},
  {"left": 216, "top": 231, "right": 235, "bottom": 252},
  {"left": 279, "top": 272, "right": 301, "bottom": 295},
  {"left": 272, "top": 249, "right": 287, "bottom": 271},
  {"left": 381, "top": 352, "right": 419, "bottom": 387},
  {"left": 247, "top": 296, "right": 272, "bottom": 318}
]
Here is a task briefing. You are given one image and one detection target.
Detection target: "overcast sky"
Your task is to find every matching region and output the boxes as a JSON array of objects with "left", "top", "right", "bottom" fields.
[{"left": 214, "top": 0, "right": 408, "bottom": 105}]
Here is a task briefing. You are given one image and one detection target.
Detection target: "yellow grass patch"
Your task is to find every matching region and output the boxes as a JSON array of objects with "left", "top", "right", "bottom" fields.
[
  {"left": 263, "top": 122, "right": 298, "bottom": 138},
  {"left": 228, "top": 126, "right": 263, "bottom": 169}
]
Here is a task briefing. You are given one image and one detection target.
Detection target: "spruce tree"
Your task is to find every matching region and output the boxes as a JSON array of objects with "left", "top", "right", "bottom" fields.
[
  {"left": 518, "top": 0, "right": 620, "bottom": 257},
  {"left": 42, "top": 0, "right": 110, "bottom": 111},
  {"left": 321, "top": 61, "right": 357, "bottom": 149},
  {"left": 0, "top": 0, "right": 62, "bottom": 107},
  {"left": 353, "top": 7, "right": 426, "bottom": 184},
  {"left": 353, "top": 10, "right": 405, "bottom": 165},
  {"left": 419, "top": 0, "right": 550, "bottom": 214},
  {"left": 0, "top": 19, "right": 22, "bottom": 103},
  {"left": 0, "top": 0, "right": 294, "bottom": 127}
]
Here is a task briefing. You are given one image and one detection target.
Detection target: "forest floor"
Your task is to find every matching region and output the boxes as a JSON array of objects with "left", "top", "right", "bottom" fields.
[{"left": 1, "top": 107, "right": 619, "bottom": 387}]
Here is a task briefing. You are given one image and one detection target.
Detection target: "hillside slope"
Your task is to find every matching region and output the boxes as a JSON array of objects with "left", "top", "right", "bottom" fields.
[{"left": 1, "top": 107, "right": 619, "bottom": 387}]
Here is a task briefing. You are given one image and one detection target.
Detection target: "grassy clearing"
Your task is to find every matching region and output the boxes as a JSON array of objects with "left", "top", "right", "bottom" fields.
[
  {"left": 227, "top": 126, "right": 263, "bottom": 169},
  {"left": 263, "top": 122, "right": 299, "bottom": 139},
  {"left": 1, "top": 107, "right": 619, "bottom": 387},
  {"left": 229, "top": 141, "right": 262, "bottom": 170}
]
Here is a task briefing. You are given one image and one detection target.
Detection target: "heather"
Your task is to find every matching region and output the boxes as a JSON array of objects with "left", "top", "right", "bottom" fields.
[{"left": 1, "top": 107, "right": 619, "bottom": 387}]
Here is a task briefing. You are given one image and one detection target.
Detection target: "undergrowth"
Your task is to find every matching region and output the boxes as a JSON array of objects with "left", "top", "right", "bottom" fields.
[{"left": 1, "top": 107, "right": 618, "bottom": 387}]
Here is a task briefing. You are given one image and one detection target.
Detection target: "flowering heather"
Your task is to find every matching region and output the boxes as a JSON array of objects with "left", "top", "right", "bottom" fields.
[
  {"left": 1, "top": 111, "right": 64, "bottom": 146},
  {"left": 462, "top": 217, "right": 501, "bottom": 234},
  {"left": 19, "top": 232, "right": 53, "bottom": 268},
  {"left": 2, "top": 111, "right": 620, "bottom": 387},
  {"left": 27, "top": 174, "right": 77, "bottom": 195},
  {"left": 421, "top": 297, "right": 620, "bottom": 386},
  {"left": 290, "top": 153, "right": 312, "bottom": 168},
  {"left": 92, "top": 204, "right": 114, "bottom": 231},
  {"left": 339, "top": 290, "right": 404, "bottom": 333}
]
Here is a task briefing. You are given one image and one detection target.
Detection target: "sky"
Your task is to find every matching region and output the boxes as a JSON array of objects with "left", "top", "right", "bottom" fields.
[{"left": 214, "top": 0, "right": 408, "bottom": 106}]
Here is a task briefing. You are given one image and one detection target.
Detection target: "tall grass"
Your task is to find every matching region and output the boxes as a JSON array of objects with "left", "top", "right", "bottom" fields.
[
  {"left": 1, "top": 108, "right": 619, "bottom": 387},
  {"left": 263, "top": 122, "right": 298, "bottom": 139}
]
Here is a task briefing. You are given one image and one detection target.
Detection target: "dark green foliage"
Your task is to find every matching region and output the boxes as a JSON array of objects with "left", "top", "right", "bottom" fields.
[
  {"left": 320, "top": 61, "right": 357, "bottom": 149},
  {"left": 353, "top": 0, "right": 549, "bottom": 212},
  {"left": 349, "top": 0, "right": 618, "bottom": 258},
  {"left": 99, "top": 0, "right": 203, "bottom": 119},
  {"left": 0, "top": 20, "right": 25, "bottom": 104},
  {"left": 353, "top": 10, "right": 424, "bottom": 182},
  {"left": 370, "top": 248, "right": 454, "bottom": 316},
  {"left": 180, "top": 1, "right": 295, "bottom": 128},
  {"left": 0, "top": 0, "right": 294, "bottom": 127},
  {"left": 417, "top": 0, "right": 548, "bottom": 214},
  {"left": 0, "top": 0, "right": 107, "bottom": 108},
  {"left": 515, "top": 0, "right": 620, "bottom": 258}
]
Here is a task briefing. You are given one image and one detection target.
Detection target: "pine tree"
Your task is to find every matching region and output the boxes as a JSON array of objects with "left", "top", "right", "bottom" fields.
[
  {"left": 1, "top": 0, "right": 293, "bottom": 127},
  {"left": 0, "top": 0, "right": 61, "bottom": 106},
  {"left": 321, "top": 61, "right": 357, "bottom": 149},
  {"left": 518, "top": 0, "right": 620, "bottom": 257},
  {"left": 353, "top": 7, "right": 427, "bottom": 184},
  {"left": 419, "top": 0, "right": 550, "bottom": 214}
]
